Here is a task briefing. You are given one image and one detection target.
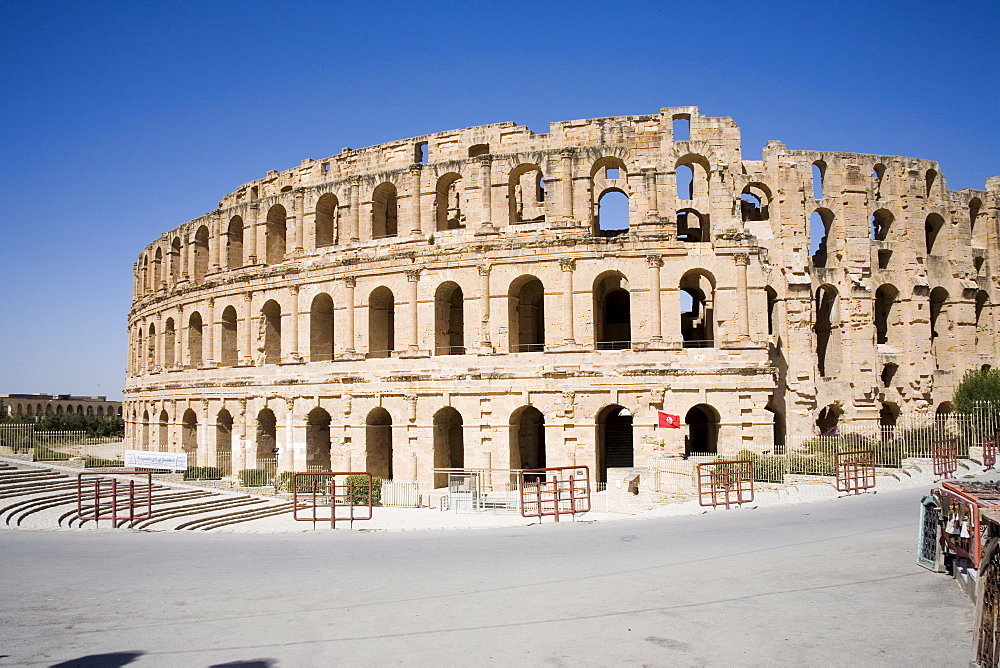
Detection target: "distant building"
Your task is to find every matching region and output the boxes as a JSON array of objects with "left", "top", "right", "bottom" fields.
[{"left": 0, "top": 394, "right": 122, "bottom": 419}]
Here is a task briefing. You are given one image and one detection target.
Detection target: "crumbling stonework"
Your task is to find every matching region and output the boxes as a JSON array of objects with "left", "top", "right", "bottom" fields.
[{"left": 123, "top": 107, "right": 1000, "bottom": 491}]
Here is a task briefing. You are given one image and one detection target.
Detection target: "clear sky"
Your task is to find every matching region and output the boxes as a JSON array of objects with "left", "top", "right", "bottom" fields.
[{"left": 1, "top": 0, "right": 998, "bottom": 401}]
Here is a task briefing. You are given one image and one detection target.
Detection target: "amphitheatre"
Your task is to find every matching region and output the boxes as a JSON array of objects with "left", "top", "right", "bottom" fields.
[{"left": 123, "top": 105, "right": 1000, "bottom": 496}]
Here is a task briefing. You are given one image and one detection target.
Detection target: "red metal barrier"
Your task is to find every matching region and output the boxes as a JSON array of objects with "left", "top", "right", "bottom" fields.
[
  {"left": 519, "top": 466, "right": 590, "bottom": 521},
  {"left": 292, "top": 472, "right": 373, "bottom": 528},
  {"left": 696, "top": 460, "right": 753, "bottom": 508},
  {"left": 835, "top": 449, "right": 876, "bottom": 494},
  {"left": 985, "top": 436, "right": 998, "bottom": 471},
  {"left": 77, "top": 471, "right": 153, "bottom": 524},
  {"left": 933, "top": 437, "right": 959, "bottom": 478},
  {"left": 935, "top": 482, "right": 1000, "bottom": 568}
]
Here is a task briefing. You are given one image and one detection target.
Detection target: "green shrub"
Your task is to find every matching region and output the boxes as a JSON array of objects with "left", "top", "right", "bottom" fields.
[
  {"left": 238, "top": 468, "right": 272, "bottom": 487},
  {"left": 345, "top": 475, "right": 382, "bottom": 506},
  {"left": 184, "top": 466, "right": 223, "bottom": 481}
]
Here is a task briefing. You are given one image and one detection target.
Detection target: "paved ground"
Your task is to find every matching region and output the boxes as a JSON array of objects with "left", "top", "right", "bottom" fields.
[{"left": 0, "top": 485, "right": 974, "bottom": 667}]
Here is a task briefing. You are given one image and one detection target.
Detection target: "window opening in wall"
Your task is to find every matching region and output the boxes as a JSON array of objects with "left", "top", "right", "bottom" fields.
[
  {"left": 597, "top": 405, "right": 633, "bottom": 483},
  {"left": 226, "top": 218, "right": 243, "bottom": 269},
  {"left": 310, "top": 293, "right": 335, "bottom": 362},
  {"left": 812, "top": 161, "right": 826, "bottom": 200},
  {"left": 925, "top": 169, "right": 937, "bottom": 197},
  {"left": 872, "top": 164, "right": 886, "bottom": 199},
  {"left": 878, "top": 249, "right": 892, "bottom": 270},
  {"left": 434, "top": 282, "right": 464, "bottom": 355},
  {"left": 976, "top": 290, "right": 989, "bottom": 343},
  {"left": 597, "top": 190, "right": 629, "bottom": 236},
  {"left": 925, "top": 214, "right": 944, "bottom": 255},
  {"left": 594, "top": 274, "right": 631, "bottom": 350},
  {"left": 765, "top": 287, "right": 778, "bottom": 336},
  {"left": 280, "top": 186, "right": 292, "bottom": 193},
  {"left": 262, "top": 300, "right": 282, "bottom": 364},
  {"left": 740, "top": 193, "right": 762, "bottom": 222},
  {"left": 975, "top": 256, "right": 986, "bottom": 274},
  {"left": 306, "top": 407, "right": 332, "bottom": 472},
  {"left": 266, "top": 205, "right": 287, "bottom": 264},
  {"left": 537, "top": 174, "right": 546, "bottom": 202},
  {"left": 814, "top": 286, "right": 838, "bottom": 377},
  {"left": 874, "top": 285, "right": 898, "bottom": 345},
  {"left": 672, "top": 115, "right": 690, "bottom": 142},
  {"left": 880, "top": 404, "right": 899, "bottom": 436},
  {"left": 220, "top": 306, "right": 238, "bottom": 366},
  {"left": 435, "top": 173, "right": 465, "bottom": 231},
  {"left": 468, "top": 143, "right": 489, "bottom": 158},
  {"left": 415, "top": 142, "right": 428, "bottom": 164},
  {"left": 433, "top": 407, "right": 464, "bottom": 488},
  {"left": 881, "top": 363, "right": 898, "bottom": 387},
  {"left": 680, "top": 272, "right": 714, "bottom": 348},
  {"left": 188, "top": 312, "right": 203, "bottom": 368},
  {"left": 509, "top": 277, "right": 545, "bottom": 352},
  {"left": 816, "top": 405, "right": 841, "bottom": 435},
  {"left": 605, "top": 167, "right": 620, "bottom": 179},
  {"left": 870, "top": 209, "right": 892, "bottom": 241},
  {"left": 368, "top": 287, "right": 395, "bottom": 358},
  {"left": 765, "top": 401, "right": 785, "bottom": 451},
  {"left": 315, "top": 193, "right": 338, "bottom": 247},
  {"left": 676, "top": 164, "right": 694, "bottom": 200},
  {"left": 365, "top": 408, "right": 393, "bottom": 479},
  {"left": 510, "top": 406, "right": 545, "bottom": 471},
  {"left": 251, "top": 186, "right": 259, "bottom": 200},
  {"left": 676, "top": 209, "right": 707, "bottom": 242},
  {"left": 322, "top": 162, "right": 330, "bottom": 172},
  {"left": 684, "top": 404, "right": 718, "bottom": 455},
  {"left": 809, "top": 211, "right": 830, "bottom": 267},
  {"left": 372, "top": 183, "right": 399, "bottom": 238},
  {"left": 193, "top": 226, "right": 210, "bottom": 281},
  {"left": 509, "top": 164, "right": 545, "bottom": 223}
]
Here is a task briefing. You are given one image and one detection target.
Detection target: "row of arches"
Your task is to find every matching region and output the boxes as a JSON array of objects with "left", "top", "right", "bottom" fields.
[
  {"left": 131, "top": 268, "right": 730, "bottom": 374},
  {"left": 131, "top": 402, "right": 722, "bottom": 484},
  {"left": 7, "top": 403, "right": 122, "bottom": 417},
  {"left": 136, "top": 154, "right": 721, "bottom": 298}
]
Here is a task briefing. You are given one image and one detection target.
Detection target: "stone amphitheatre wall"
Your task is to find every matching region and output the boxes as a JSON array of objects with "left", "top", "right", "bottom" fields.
[{"left": 123, "top": 106, "right": 1000, "bottom": 490}]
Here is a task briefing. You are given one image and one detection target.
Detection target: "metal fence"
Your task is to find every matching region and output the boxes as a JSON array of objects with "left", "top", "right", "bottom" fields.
[{"left": 0, "top": 424, "right": 125, "bottom": 463}]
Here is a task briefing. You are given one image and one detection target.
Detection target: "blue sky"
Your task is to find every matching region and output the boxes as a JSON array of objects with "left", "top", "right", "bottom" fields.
[{"left": 1, "top": 0, "right": 998, "bottom": 401}]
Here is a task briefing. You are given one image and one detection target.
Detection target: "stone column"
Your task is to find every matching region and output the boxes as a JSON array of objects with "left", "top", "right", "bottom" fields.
[
  {"left": 154, "top": 312, "right": 163, "bottom": 371},
  {"left": 246, "top": 208, "right": 258, "bottom": 264},
  {"left": 409, "top": 166, "right": 423, "bottom": 236},
  {"left": 647, "top": 255, "right": 663, "bottom": 342},
  {"left": 406, "top": 268, "right": 421, "bottom": 350},
  {"left": 211, "top": 214, "right": 223, "bottom": 271},
  {"left": 349, "top": 180, "right": 361, "bottom": 243},
  {"left": 735, "top": 253, "right": 750, "bottom": 339},
  {"left": 643, "top": 168, "right": 659, "bottom": 223},
  {"left": 242, "top": 292, "right": 254, "bottom": 365},
  {"left": 235, "top": 398, "right": 248, "bottom": 472},
  {"left": 205, "top": 298, "right": 216, "bottom": 366},
  {"left": 479, "top": 158, "right": 494, "bottom": 231},
  {"left": 174, "top": 306, "right": 183, "bottom": 369},
  {"left": 560, "top": 259, "right": 576, "bottom": 345},
  {"left": 288, "top": 285, "right": 301, "bottom": 362},
  {"left": 291, "top": 192, "right": 304, "bottom": 254},
  {"left": 478, "top": 264, "right": 492, "bottom": 348},
  {"left": 561, "top": 151, "right": 574, "bottom": 221},
  {"left": 343, "top": 276, "right": 357, "bottom": 354}
]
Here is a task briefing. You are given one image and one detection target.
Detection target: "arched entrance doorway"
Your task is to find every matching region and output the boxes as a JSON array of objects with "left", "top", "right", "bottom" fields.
[
  {"left": 510, "top": 406, "right": 545, "bottom": 471},
  {"left": 597, "top": 405, "right": 633, "bottom": 482},
  {"left": 216, "top": 409, "right": 233, "bottom": 475},
  {"left": 306, "top": 407, "right": 332, "bottom": 471},
  {"left": 684, "top": 404, "right": 719, "bottom": 455},
  {"left": 366, "top": 408, "right": 393, "bottom": 479},
  {"left": 433, "top": 407, "right": 464, "bottom": 488}
]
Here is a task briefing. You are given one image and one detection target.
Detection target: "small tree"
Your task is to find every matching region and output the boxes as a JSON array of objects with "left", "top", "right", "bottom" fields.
[{"left": 954, "top": 368, "right": 1000, "bottom": 413}]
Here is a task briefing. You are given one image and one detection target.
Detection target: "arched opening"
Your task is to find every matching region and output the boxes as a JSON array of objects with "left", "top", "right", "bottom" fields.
[
  {"left": 86, "top": 405, "right": 93, "bottom": 416},
  {"left": 255, "top": 408, "right": 277, "bottom": 464},
  {"left": 765, "top": 400, "right": 785, "bottom": 450},
  {"left": 814, "top": 285, "right": 839, "bottom": 377},
  {"left": 870, "top": 209, "right": 893, "bottom": 241},
  {"left": 675, "top": 164, "right": 694, "bottom": 200},
  {"left": 809, "top": 209, "right": 833, "bottom": 267},
  {"left": 434, "top": 282, "right": 464, "bottom": 355},
  {"left": 509, "top": 164, "right": 545, "bottom": 223},
  {"left": 158, "top": 410, "right": 169, "bottom": 451},
  {"left": 872, "top": 164, "right": 887, "bottom": 199},
  {"left": 188, "top": 311, "right": 203, "bottom": 368},
  {"left": 508, "top": 276, "right": 545, "bottom": 352},
  {"left": 226, "top": 217, "right": 243, "bottom": 269},
  {"left": 433, "top": 407, "right": 464, "bottom": 488},
  {"left": 220, "top": 306, "right": 238, "bottom": 366},
  {"left": 684, "top": 404, "right": 719, "bottom": 455},
  {"left": 262, "top": 300, "right": 282, "bottom": 364},
  {"left": 812, "top": 161, "right": 826, "bottom": 199},
  {"left": 936, "top": 402, "right": 954, "bottom": 421},
  {"left": 596, "top": 189, "right": 629, "bottom": 235},
  {"left": 874, "top": 284, "right": 899, "bottom": 346},
  {"left": 880, "top": 403, "right": 899, "bottom": 439},
  {"left": 594, "top": 273, "right": 630, "bottom": 349},
  {"left": 929, "top": 287, "right": 949, "bottom": 367},
  {"left": 435, "top": 173, "right": 464, "bottom": 230},
  {"left": 163, "top": 318, "right": 176, "bottom": 368},
  {"left": 925, "top": 213, "right": 944, "bottom": 255},
  {"left": 468, "top": 143, "right": 489, "bottom": 158},
  {"left": 372, "top": 183, "right": 398, "bottom": 238},
  {"left": 740, "top": 184, "right": 771, "bottom": 221},
  {"left": 368, "top": 287, "right": 395, "bottom": 358},
  {"left": 816, "top": 405, "right": 841, "bottom": 435},
  {"left": 365, "top": 407, "right": 393, "bottom": 479},
  {"left": 142, "top": 410, "right": 150, "bottom": 450},
  {"left": 976, "top": 290, "right": 989, "bottom": 345},
  {"left": 169, "top": 237, "right": 181, "bottom": 283},
  {"left": 765, "top": 286, "right": 778, "bottom": 336},
  {"left": 56, "top": 404, "right": 64, "bottom": 415},
  {"left": 676, "top": 208, "right": 708, "bottom": 242},
  {"left": 510, "top": 406, "right": 545, "bottom": 470},
  {"left": 193, "top": 225, "right": 210, "bottom": 281},
  {"left": 680, "top": 271, "right": 714, "bottom": 348},
  {"left": 881, "top": 363, "right": 898, "bottom": 387},
  {"left": 216, "top": 409, "right": 233, "bottom": 475},
  {"left": 309, "top": 293, "right": 335, "bottom": 362},
  {"left": 306, "top": 407, "right": 332, "bottom": 472},
  {"left": 147, "top": 323, "right": 157, "bottom": 371},
  {"left": 266, "top": 204, "right": 287, "bottom": 264},
  {"left": 315, "top": 193, "right": 338, "bottom": 247},
  {"left": 597, "top": 405, "right": 633, "bottom": 483},
  {"left": 925, "top": 169, "right": 937, "bottom": 197},
  {"left": 181, "top": 409, "right": 198, "bottom": 466},
  {"left": 153, "top": 247, "right": 163, "bottom": 289}
]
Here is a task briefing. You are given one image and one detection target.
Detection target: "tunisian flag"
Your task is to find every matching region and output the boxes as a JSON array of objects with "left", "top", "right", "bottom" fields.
[{"left": 657, "top": 411, "right": 681, "bottom": 428}]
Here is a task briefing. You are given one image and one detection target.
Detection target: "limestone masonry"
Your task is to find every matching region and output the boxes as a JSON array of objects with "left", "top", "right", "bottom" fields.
[{"left": 124, "top": 107, "right": 1000, "bottom": 489}]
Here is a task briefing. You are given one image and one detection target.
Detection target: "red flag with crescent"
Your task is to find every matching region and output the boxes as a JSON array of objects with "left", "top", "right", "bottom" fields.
[{"left": 658, "top": 411, "right": 681, "bottom": 428}]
